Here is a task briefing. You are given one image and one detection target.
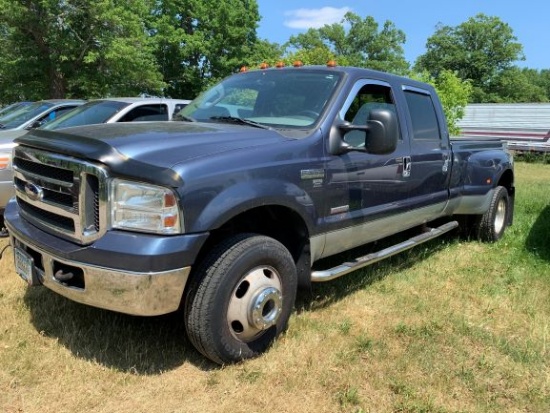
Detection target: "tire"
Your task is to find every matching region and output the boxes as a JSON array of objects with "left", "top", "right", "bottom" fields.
[
  {"left": 470, "top": 186, "right": 510, "bottom": 242},
  {"left": 184, "top": 233, "right": 297, "bottom": 364}
]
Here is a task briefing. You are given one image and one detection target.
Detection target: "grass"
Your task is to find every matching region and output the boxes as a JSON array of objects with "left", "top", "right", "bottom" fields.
[{"left": 1, "top": 161, "right": 549, "bottom": 413}]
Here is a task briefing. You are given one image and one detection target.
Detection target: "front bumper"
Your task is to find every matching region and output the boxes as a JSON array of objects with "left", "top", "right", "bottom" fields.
[{"left": 5, "top": 199, "right": 208, "bottom": 316}]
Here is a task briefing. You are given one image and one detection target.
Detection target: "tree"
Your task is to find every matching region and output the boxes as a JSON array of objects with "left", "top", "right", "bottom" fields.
[
  {"left": 483, "top": 67, "right": 548, "bottom": 103},
  {"left": 285, "top": 12, "right": 409, "bottom": 74},
  {"left": 532, "top": 69, "right": 550, "bottom": 101},
  {"left": 149, "top": 0, "right": 261, "bottom": 99},
  {"left": 283, "top": 46, "right": 343, "bottom": 67},
  {"left": 242, "top": 39, "right": 285, "bottom": 68},
  {"left": 415, "top": 14, "right": 524, "bottom": 102},
  {"left": 0, "top": 0, "right": 165, "bottom": 101}
]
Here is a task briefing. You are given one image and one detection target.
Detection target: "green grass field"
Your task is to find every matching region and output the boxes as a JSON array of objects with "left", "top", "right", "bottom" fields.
[{"left": 1, "top": 161, "right": 549, "bottom": 413}]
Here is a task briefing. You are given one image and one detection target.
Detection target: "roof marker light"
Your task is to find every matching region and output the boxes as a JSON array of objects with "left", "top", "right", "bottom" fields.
[
  {"left": 260, "top": 62, "right": 269, "bottom": 69},
  {"left": 275, "top": 61, "right": 285, "bottom": 68},
  {"left": 327, "top": 60, "right": 337, "bottom": 67},
  {"left": 239, "top": 66, "right": 248, "bottom": 72},
  {"left": 293, "top": 60, "right": 304, "bottom": 67}
]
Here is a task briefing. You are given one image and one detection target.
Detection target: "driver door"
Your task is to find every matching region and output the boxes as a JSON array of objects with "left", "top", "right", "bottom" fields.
[{"left": 322, "top": 79, "right": 412, "bottom": 254}]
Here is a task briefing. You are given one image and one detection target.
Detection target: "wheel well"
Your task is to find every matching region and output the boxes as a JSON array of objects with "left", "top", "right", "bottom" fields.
[
  {"left": 195, "top": 205, "right": 312, "bottom": 289},
  {"left": 498, "top": 168, "right": 515, "bottom": 225},
  {"left": 498, "top": 168, "right": 514, "bottom": 194}
]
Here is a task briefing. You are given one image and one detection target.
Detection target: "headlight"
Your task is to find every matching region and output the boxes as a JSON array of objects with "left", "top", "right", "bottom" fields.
[{"left": 110, "top": 179, "right": 183, "bottom": 234}]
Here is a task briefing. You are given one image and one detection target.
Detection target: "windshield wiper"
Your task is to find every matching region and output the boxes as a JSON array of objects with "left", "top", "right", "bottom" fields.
[{"left": 209, "top": 116, "right": 271, "bottom": 130}]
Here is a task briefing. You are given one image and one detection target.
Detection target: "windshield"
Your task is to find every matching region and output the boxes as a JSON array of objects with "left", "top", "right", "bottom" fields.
[
  {"left": 42, "top": 100, "right": 128, "bottom": 130},
  {"left": 0, "top": 101, "right": 54, "bottom": 129},
  {"left": 0, "top": 102, "right": 31, "bottom": 118},
  {"left": 180, "top": 69, "right": 342, "bottom": 128}
]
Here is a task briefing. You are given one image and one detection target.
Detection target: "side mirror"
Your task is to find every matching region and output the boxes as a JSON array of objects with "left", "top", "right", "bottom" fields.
[
  {"left": 365, "top": 109, "right": 398, "bottom": 154},
  {"left": 338, "top": 108, "right": 398, "bottom": 155},
  {"left": 27, "top": 120, "right": 43, "bottom": 129}
]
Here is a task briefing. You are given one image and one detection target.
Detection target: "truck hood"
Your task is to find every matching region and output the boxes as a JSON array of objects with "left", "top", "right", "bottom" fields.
[{"left": 15, "top": 121, "right": 290, "bottom": 187}]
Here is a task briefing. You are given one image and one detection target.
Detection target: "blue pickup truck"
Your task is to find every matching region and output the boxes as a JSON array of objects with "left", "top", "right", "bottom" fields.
[{"left": 5, "top": 65, "right": 514, "bottom": 364}]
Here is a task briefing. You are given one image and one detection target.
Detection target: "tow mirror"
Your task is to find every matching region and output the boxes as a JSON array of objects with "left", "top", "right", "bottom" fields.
[{"left": 338, "top": 108, "right": 398, "bottom": 155}]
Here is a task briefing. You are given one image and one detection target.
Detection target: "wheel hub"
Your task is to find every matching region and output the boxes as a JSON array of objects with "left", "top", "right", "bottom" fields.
[{"left": 249, "top": 287, "right": 282, "bottom": 330}]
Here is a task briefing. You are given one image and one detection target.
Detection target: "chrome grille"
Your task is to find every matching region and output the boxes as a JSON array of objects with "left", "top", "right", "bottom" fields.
[{"left": 13, "top": 146, "right": 108, "bottom": 244}]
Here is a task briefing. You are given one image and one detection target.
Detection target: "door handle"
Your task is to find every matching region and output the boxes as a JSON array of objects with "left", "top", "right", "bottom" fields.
[
  {"left": 442, "top": 154, "right": 450, "bottom": 173},
  {"left": 402, "top": 156, "right": 411, "bottom": 178}
]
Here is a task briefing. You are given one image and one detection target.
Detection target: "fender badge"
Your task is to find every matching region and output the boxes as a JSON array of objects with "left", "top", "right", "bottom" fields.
[{"left": 301, "top": 169, "right": 325, "bottom": 180}]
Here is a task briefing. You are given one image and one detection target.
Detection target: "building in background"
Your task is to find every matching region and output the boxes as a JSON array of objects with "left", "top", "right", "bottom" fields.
[{"left": 457, "top": 103, "right": 550, "bottom": 152}]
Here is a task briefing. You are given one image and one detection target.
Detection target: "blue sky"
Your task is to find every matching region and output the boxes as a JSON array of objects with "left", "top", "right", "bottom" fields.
[{"left": 255, "top": 1, "right": 549, "bottom": 70}]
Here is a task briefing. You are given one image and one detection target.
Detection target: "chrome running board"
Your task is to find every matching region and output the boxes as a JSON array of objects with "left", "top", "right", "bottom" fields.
[{"left": 311, "top": 221, "right": 459, "bottom": 282}]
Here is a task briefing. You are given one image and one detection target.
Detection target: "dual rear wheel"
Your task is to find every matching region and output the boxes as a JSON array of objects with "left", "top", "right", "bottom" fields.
[{"left": 462, "top": 185, "right": 511, "bottom": 242}]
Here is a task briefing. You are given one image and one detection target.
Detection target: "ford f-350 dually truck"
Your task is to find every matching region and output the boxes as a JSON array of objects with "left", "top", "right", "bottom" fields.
[{"left": 5, "top": 65, "right": 514, "bottom": 364}]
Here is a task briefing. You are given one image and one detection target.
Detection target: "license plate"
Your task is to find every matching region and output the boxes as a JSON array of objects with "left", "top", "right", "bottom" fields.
[{"left": 14, "top": 247, "right": 34, "bottom": 285}]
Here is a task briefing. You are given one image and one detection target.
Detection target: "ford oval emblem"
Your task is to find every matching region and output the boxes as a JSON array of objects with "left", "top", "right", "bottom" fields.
[{"left": 24, "top": 182, "right": 44, "bottom": 202}]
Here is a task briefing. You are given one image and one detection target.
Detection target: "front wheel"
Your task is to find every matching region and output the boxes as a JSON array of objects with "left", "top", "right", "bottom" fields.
[{"left": 184, "top": 233, "right": 297, "bottom": 364}]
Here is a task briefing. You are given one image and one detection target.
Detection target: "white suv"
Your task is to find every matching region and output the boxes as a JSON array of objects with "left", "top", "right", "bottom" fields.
[{"left": 42, "top": 97, "right": 192, "bottom": 129}]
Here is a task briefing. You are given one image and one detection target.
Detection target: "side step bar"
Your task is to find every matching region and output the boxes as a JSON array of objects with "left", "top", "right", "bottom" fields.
[{"left": 311, "top": 221, "right": 459, "bottom": 282}]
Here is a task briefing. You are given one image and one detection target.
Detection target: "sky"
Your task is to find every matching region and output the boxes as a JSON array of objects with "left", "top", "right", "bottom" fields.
[{"left": 255, "top": 0, "right": 550, "bottom": 70}]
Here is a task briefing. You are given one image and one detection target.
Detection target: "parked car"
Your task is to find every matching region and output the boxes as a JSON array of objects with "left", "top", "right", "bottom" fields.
[
  {"left": 0, "top": 98, "right": 190, "bottom": 225},
  {"left": 0, "top": 99, "right": 84, "bottom": 131},
  {"left": 0, "top": 101, "right": 33, "bottom": 119}
]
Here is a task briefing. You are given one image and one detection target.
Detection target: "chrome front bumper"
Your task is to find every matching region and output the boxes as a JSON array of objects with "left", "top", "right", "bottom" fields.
[{"left": 10, "top": 232, "right": 190, "bottom": 316}]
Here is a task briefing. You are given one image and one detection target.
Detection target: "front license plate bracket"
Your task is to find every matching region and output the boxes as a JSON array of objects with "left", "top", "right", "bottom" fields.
[{"left": 14, "top": 247, "right": 41, "bottom": 286}]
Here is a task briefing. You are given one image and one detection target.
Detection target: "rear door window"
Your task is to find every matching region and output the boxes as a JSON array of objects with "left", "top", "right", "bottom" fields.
[{"left": 404, "top": 90, "right": 441, "bottom": 140}]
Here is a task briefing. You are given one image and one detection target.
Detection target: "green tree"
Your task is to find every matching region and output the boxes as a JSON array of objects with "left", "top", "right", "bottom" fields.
[
  {"left": 149, "top": 0, "right": 261, "bottom": 99},
  {"left": 285, "top": 12, "right": 409, "bottom": 74},
  {"left": 532, "top": 69, "right": 550, "bottom": 101},
  {"left": 0, "top": 0, "right": 164, "bottom": 101},
  {"left": 241, "top": 39, "right": 284, "bottom": 68},
  {"left": 284, "top": 46, "right": 343, "bottom": 67},
  {"left": 415, "top": 14, "right": 524, "bottom": 102},
  {"left": 411, "top": 70, "right": 472, "bottom": 135},
  {"left": 483, "top": 67, "right": 548, "bottom": 103}
]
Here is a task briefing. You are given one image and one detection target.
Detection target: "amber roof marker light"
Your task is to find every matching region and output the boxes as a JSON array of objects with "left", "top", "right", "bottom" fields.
[
  {"left": 327, "top": 60, "right": 337, "bottom": 67},
  {"left": 293, "top": 60, "right": 304, "bottom": 67}
]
